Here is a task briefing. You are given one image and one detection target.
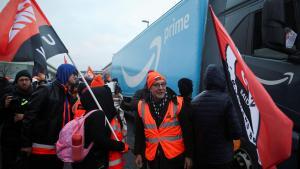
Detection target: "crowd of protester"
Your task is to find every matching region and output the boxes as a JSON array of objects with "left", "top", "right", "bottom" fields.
[{"left": 0, "top": 63, "right": 242, "bottom": 169}]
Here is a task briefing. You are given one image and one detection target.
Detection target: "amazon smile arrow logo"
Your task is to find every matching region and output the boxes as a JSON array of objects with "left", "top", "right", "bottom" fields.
[
  {"left": 121, "top": 36, "right": 162, "bottom": 88},
  {"left": 256, "top": 72, "right": 294, "bottom": 85}
]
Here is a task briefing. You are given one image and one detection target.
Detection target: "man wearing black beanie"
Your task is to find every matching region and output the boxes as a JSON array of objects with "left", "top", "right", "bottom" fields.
[
  {"left": 1, "top": 69, "right": 33, "bottom": 169},
  {"left": 13, "top": 70, "right": 32, "bottom": 84}
]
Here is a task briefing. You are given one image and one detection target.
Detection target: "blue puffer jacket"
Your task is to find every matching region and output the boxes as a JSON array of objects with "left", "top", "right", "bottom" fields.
[{"left": 191, "top": 64, "right": 242, "bottom": 165}]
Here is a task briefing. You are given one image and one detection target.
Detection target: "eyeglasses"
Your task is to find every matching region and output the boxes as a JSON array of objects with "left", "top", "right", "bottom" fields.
[{"left": 152, "top": 82, "right": 166, "bottom": 88}]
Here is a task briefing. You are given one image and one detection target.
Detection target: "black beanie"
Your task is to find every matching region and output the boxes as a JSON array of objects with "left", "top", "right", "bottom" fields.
[
  {"left": 178, "top": 78, "right": 193, "bottom": 97},
  {"left": 14, "top": 70, "right": 32, "bottom": 84}
]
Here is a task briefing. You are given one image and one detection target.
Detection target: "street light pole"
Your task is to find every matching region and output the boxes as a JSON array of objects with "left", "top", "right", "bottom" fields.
[{"left": 142, "top": 20, "right": 149, "bottom": 27}]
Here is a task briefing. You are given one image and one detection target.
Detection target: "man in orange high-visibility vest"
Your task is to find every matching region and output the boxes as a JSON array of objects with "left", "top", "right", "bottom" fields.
[{"left": 134, "top": 71, "right": 193, "bottom": 169}]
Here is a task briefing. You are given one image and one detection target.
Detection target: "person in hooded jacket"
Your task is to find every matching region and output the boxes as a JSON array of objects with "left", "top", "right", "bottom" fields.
[
  {"left": 191, "top": 64, "right": 242, "bottom": 169},
  {"left": 72, "top": 75, "right": 105, "bottom": 118},
  {"left": 177, "top": 77, "right": 194, "bottom": 123},
  {"left": 20, "top": 64, "right": 78, "bottom": 169},
  {"left": 0, "top": 70, "right": 33, "bottom": 169},
  {"left": 178, "top": 78, "right": 193, "bottom": 105},
  {"left": 72, "top": 86, "right": 128, "bottom": 169}
]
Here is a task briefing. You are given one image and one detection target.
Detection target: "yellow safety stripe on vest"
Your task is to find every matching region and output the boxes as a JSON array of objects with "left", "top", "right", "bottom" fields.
[
  {"left": 144, "top": 124, "right": 156, "bottom": 129},
  {"left": 173, "top": 101, "right": 177, "bottom": 116},
  {"left": 141, "top": 101, "right": 146, "bottom": 122},
  {"left": 160, "top": 121, "right": 180, "bottom": 128},
  {"left": 32, "top": 143, "right": 55, "bottom": 149},
  {"left": 109, "top": 158, "right": 122, "bottom": 166},
  {"left": 144, "top": 120, "right": 180, "bottom": 129},
  {"left": 145, "top": 135, "right": 183, "bottom": 143}
]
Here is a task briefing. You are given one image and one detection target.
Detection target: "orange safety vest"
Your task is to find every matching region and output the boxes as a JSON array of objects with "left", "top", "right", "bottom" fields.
[
  {"left": 72, "top": 99, "right": 86, "bottom": 118},
  {"left": 138, "top": 96, "right": 185, "bottom": 161},
  {"left": 31, "top": 143, "right": 56, "bottom": 155},
  {"left": 108, "top": 117, "right": 124, "bottom": 169}
]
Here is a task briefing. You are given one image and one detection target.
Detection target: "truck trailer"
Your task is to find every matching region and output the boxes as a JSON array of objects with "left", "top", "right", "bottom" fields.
[{"left": 111, "top": 0, "right": 300, "bottom": 168}]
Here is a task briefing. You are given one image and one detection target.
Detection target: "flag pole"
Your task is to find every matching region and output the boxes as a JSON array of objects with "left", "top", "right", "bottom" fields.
[{"left": 66, "top": 53, "right": 119, "bottom": 141}]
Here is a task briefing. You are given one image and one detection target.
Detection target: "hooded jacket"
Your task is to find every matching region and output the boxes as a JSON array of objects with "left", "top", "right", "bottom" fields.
[
  {"left": 21, "top": 64, "right": 78, "bottom": 148},
  {"left": 191, "top": 65, "right": 242, "bottom": 165},
  {"left": 72, "top": 86, "right": 125, "bottom": 169},
  {"left": 21, "top": 80, "right": 74, "bottom": 147}
]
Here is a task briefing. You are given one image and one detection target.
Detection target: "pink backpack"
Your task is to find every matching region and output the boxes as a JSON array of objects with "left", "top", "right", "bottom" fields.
[{"left": 56, "top": 110, "right": 97, "bottom": 162}]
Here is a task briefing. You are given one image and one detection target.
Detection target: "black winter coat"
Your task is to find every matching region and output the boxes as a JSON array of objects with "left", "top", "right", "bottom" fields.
[
  {"left": 21, "top": 80, "right": 74, "bottom": 147},
  {"left": 191, "top": 65, "right": 242, "bottom": 165},
  {"left": 1, "top": 85, "right": 32, "bottom": 147}
]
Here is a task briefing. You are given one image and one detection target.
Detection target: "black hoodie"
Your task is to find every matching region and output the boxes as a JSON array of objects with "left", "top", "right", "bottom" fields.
[
  {"left": 191, "top": 64, "right": 242, "bottom": 165},
  {"left": 73, "top": 86, "right": 125, "bottom": 169}
]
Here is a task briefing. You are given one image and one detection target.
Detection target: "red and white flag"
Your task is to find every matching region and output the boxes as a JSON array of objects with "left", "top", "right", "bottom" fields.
[
  {"left": 210, "top": 6, "right": 293, "bottom": 169},
  {"left": 0, "top": 0, "right": 68, "bottom": 75}
]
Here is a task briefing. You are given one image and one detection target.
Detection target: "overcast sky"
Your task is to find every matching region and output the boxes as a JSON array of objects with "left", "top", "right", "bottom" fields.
[{"left": 1, "top": 0, "right": 180, "bottom": 71}]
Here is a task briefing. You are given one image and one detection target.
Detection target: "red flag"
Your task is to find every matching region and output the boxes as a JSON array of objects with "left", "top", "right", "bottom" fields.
[
  {"left": 85, "top": 66, "right": 95, "bottom": 79},
  {"left": 64, "top": 55, "right": 68, "bottom": 64},
  {"left": 209, "top": 6, "right": 293, "bottom": 169},
  {"left": 0, "top": 0, "right": 68, "bottom": 75}
]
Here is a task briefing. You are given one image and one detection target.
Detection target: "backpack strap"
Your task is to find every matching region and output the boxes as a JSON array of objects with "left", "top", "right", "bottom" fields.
[
  {"left": 77, "top": 109, "right": 98, "bottom": 135},
  {"left": 80, "top": 109, "right": 98, "bottom": 152},
  {"left": 83, "top": 109, "right": 106, "bottom": 126},
  {"left": 84, "top": 109, "right": 98, "bottom": 118}
]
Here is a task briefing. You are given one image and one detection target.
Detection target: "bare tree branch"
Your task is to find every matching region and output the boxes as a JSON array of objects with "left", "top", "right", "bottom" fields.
[{"left": 0, "top": 64, "right": 10, "bottom": 77}]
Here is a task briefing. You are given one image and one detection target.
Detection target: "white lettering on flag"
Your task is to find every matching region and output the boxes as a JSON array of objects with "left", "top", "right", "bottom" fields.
[
  {"left": 9, "top": 0, "right": 36, "bottom": 42},
  {"left": 35, "top": 46, "right": 46, "bottom": 59},
  {"left": 225, "top": 45, "right": 258, "bottom": 145},
  {"left": 42, "top": 34, "right": 56, "bottom": 45}
]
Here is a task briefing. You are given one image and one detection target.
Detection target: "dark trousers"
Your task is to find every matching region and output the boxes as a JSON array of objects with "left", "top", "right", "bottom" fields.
[
  {"left": 29, "top": 154, "right": 63, "bottom": 169},
  {"left": 1, "top": 146, "right": 18, "bottom": 169},
  {"left": 141, "top": 155, "right": 148, "bottom": 169},
  {"left": 198, "top": 161, "right": 233, "bottom": 169},
  {"left": 147, "top": 150, "right": 184, "bottom": 169},
  {"left": 1, "top": 146, "right": 30, "bottom": 169}
]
